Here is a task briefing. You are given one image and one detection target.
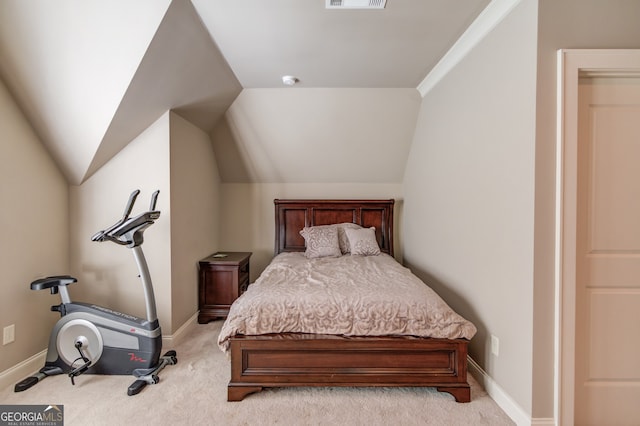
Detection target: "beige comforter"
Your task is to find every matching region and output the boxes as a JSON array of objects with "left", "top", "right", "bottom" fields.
[{"left": 218, "top": 252, "right": 477, "bottom": 352}]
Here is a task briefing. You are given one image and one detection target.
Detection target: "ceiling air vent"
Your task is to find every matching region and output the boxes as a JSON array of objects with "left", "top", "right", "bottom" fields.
[{"left": 326, "top": 0, "right": 387, "bottom": 9}]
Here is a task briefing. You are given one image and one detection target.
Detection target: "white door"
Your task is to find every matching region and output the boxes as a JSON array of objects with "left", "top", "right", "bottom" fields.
[{"left": 574, "top": 76, "right": 640, "bottom": 425}]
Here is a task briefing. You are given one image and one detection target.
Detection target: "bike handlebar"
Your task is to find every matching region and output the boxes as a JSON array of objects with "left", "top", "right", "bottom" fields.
[
  {"left": 122, "top": 190, "right": 140, "bottom": 223},
  {"left": 150, "top": 190, "right": 159, "bottom": 211},
  {"left": 91, "top": 190, "right": 160, "bottom": 247}
]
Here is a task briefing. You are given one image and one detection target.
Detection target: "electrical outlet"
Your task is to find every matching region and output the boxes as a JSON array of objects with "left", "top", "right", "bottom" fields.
[
  {"left": 491, "top": 334, "right": 499, "bottom": 356},
  {"left": 3, "top": 324, "right": 15, "bottom": 345}
]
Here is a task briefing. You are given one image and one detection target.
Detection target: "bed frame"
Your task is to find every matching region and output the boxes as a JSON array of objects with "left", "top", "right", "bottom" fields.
[{"left": 227, "top": 199, "right": 471, "bottom": 402}]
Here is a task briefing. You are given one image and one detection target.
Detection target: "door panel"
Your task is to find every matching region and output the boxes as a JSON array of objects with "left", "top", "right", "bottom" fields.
[
  {"left": 575, "top": 77, "right": 640, "bottom": 425},
  {"left": 588, "top": 289, "right": 640, "bottom": 379}
]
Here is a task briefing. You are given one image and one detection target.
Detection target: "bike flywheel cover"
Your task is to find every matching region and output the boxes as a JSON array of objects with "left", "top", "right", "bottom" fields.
[{"left": 57, "top": 319, "right": 104, "bottom": 367}]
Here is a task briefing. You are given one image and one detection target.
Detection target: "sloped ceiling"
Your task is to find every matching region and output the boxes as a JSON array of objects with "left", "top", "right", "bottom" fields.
[
  {"left": 0, "top": 0, "right": 490, "bottom": 185},
  {"left": 193, "top": 0, "right": 489, "bottom": 88}
]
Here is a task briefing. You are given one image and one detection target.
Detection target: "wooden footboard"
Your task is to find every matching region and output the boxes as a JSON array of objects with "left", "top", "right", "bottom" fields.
[{"left": 228, "top": 333, "right": 470, "bottom": 403}]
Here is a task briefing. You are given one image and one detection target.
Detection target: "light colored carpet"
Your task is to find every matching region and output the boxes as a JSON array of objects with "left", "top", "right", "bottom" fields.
[{"left": 1, "top": 321, "right": 514, "bottom": 425}]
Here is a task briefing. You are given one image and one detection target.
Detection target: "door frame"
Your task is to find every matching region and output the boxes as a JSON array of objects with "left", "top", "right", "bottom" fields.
[{"left": 556, "top": 49, "right": 640, "bottom": 426}]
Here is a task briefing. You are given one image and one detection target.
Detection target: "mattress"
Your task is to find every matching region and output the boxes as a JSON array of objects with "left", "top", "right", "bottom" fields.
[{"left": 218, "top": 252, "right": 476, "bottom": 352}]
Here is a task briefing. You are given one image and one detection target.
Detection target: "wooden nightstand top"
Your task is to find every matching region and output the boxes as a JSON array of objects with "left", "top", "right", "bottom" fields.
[{"left": 199, "top": 252, "right": 252, "bottom": 265}]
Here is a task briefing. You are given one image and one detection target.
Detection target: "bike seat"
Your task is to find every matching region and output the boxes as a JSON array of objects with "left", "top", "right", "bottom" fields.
[{"left": 31, "top": 276, "right": 77, "bottom": 290}]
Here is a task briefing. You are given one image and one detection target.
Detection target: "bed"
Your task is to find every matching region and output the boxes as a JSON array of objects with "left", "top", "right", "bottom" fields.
[{"left": 219, "top": 199, "right": 476, "bottom": 402}]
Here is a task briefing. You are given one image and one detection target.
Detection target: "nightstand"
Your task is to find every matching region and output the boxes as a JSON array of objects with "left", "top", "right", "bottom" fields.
[{"left": 198, "top": 252, "right": 252, "bottom": 323}]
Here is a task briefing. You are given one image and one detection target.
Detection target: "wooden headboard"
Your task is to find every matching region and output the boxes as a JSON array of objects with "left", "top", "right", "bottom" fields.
[{"left": 274, "top": 199, "right": 395, "bottom": 256}]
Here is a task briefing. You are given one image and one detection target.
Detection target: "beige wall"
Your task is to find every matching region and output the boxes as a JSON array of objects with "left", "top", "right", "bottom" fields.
[
  {"left": 169, "top": 112, "right": 221, "bottom": 331},
  {"left": 533, "top": 0, "right": 640, "bottom": 418},
  {"left": 402, "top": 0, "right": 538, "bottom": 415},
  {"left": 219, "top": 183, "right": 403, "bottom": 279},
  {"left": 69, "top": 111, "right": 221, "bottom": 336},
  {"left": 0, "top": 77, "right": 68, "bottom": 372},
  {"left": 69, "top": 113, "right": 172, "bottom": 332}
]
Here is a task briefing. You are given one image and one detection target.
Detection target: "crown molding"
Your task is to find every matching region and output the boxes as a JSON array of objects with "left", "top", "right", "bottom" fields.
[{"left": 417, "top": 0, "right": 522, "bottom": 97}]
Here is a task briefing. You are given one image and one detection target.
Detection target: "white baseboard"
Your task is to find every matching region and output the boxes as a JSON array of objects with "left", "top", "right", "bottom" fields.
[
  {"left": 0, "top": 349, "right": 47, "bottom": 392},
  {"left": 162, "top": 312, "right": 198, "bottom": 348},
  {"left": 467, "top": 357, "right": 556, "bottom": 426},
  {"left": 1, "top": 313, "right": 199, "bottom": 392},
  {"left": 531, "top": 419, "right": 556, "bottom": 426}
]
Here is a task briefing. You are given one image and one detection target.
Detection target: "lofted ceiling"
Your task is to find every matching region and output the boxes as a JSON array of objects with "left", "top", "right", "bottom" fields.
[{"left": 0, "top": 0, "right": 490, "bottom": 185}]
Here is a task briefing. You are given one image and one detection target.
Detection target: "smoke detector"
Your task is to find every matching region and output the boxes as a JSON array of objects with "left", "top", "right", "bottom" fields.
[
  {"left": 326, "top": 0, "right": 386, "bottom": 9},
  {"left": 282, "top": 76, "right": 299, "bottom": 86}
]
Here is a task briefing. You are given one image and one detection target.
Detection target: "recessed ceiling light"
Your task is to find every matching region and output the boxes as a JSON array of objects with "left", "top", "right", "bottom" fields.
[{"left": 282, "top": 76, "right": 299, "bottom": 86}]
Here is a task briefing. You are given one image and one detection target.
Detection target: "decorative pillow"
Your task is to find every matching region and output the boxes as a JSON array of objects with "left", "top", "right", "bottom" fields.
[
  {"left": 345, "top": 227, "right": 381, "bottom": 256},
  {"left": 336, "top": 222, "right": 362, "bottom": 254},
  {"left": 299, "top": 225, "right": 341, "bottom": 258}
]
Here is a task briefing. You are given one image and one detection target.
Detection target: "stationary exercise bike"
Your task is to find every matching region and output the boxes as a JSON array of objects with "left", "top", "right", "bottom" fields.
[{"left": 15, "top": 189, "right": 177, "bottom": 396}]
